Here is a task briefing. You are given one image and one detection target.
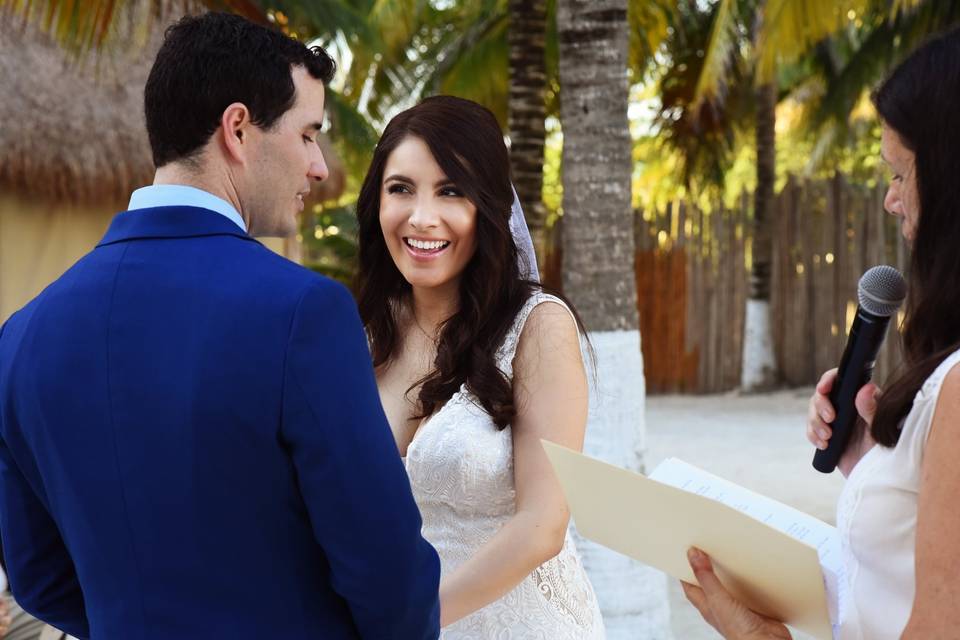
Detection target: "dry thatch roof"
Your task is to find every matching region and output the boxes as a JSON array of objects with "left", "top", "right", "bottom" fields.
[{"left": 0, "top": 11, "right": 344, "bottom": 208}]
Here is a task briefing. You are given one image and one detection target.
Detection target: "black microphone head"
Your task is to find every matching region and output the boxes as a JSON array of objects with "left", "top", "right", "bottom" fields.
[{"left": 858, "top": 265, "right": 907, "bottom": 317}]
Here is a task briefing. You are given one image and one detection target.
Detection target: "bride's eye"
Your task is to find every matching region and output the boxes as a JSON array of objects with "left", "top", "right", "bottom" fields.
[
  {"left": 387, "top": 183, "right": 411, "bottom": 194},
  {"left": 439, "top": 186, "right": 463, "bottom": 197}
]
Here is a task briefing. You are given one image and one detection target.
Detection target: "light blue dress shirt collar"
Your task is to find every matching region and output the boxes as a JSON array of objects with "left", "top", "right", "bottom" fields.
[{"left": 127, "top": 184, "right": 247, "bottom": 232}]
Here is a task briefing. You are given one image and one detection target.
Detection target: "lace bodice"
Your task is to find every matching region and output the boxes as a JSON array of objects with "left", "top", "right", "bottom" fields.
[{"left": 405, "top": 293, "right": 605, "bottom": 639}]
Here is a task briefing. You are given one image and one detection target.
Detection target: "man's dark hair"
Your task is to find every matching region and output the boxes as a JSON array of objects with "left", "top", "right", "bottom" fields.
[{"left": 144, "top": 12, "right": 336, "bottom": 167}]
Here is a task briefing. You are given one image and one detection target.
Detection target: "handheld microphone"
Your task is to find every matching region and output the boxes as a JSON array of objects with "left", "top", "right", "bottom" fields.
[{"left": 812, "top": 265, "right": 906, "bottom": 474}]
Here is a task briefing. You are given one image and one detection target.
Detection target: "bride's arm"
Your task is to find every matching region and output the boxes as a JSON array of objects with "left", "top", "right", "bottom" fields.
[{"left": 438, "top": 301, "right": 589, "bottom": 626}]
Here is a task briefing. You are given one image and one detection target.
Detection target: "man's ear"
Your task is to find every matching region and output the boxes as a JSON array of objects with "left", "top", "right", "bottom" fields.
[{"left": 220, "top": 102, "right": 251, "bottom": 164}]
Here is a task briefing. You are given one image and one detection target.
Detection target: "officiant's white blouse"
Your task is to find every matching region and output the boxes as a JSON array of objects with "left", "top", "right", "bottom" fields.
[{"left": 836, "top": 348, "right": 960, "bottom": 639}]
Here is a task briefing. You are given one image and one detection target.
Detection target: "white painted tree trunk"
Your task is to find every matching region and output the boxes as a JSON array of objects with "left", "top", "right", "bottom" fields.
[
  {"left": 556, "top": 0, "right": 671, "bottom": 635},
  {"left": 741, "top": 81, "right": 778, "bottom": 392},
  {"left": 740, "top": 298, "right": 776, "bottom": 391},
  {"left": 572, "top": 330, "right": 672, "bottom": 639}
]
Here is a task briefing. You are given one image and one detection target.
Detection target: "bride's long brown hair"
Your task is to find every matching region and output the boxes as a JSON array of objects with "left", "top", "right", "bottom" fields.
[{"left": 354, "top": 96, "right": 586, "bottom": 429}]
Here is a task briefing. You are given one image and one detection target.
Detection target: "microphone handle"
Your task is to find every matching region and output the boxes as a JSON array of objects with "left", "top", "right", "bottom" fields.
[{"left": 812, "top": 307, "right": 891, "bottom": 474}]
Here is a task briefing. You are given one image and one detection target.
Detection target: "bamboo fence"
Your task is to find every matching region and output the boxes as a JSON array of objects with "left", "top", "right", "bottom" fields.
[{"left": 544, "top": 174, "right": 908, "bottom": 394}]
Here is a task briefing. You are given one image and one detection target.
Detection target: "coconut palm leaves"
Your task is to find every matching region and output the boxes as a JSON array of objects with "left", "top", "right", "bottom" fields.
[
  {"left": 689, "top": 0, "right": 869, "bottom": 111},
  {"left": 320, "top": 0, "right": 505, "bottom": 133},
  {"left": 808, "top": 0, "right": 960, "bottom": 139},
  {"left": 659, "top": 0, "right": 861, "bottom": 185},
  {"left": 0, "top": 0, "right": 267, "bottom": 51},
  {"left": 653, "top": 0, "right": 744, "bottom": 191},
  {"left": 630, "top": 0, "right": 672, "bottom": 77},
  {"left": 655, "top": 0, "right": 853, "bottom": 389},
  {"left": 755, "top": 0, "right": 871, "bottom": 81}
]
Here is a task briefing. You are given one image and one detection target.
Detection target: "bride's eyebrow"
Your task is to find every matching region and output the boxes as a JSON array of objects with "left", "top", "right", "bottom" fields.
[{"left": 384, "top": 174, "right": 413, "bottom": 184}]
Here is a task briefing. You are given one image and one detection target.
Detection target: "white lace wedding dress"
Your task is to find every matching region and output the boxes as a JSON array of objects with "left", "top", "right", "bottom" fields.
[{"left": 404, "top": 293, "right": 606, "bottom": 639}]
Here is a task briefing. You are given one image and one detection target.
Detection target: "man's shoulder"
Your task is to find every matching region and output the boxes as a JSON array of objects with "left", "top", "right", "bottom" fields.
[{"left": 239, "top": 244, "right": 350, "bottom": 301}]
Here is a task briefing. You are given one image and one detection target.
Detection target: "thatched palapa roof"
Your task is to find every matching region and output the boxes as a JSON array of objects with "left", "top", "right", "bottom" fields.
[{"left": 0, "top": 11, "right": 344, "bottom": 208}]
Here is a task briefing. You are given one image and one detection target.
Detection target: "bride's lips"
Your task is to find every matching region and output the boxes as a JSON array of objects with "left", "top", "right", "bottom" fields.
[{"left": 403, "top": 236, "right": 451, "bottom": 261}]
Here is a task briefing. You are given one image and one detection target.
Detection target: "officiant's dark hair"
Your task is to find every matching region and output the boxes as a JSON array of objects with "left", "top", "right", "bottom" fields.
[
  {"left": 144, "top": 12, "right": 335, "bottom": 167},
  {"left": 870, "top": 27, "right": 960, "bottom": 447},
  {"left": 355, "top": 95, "right": 588, "bottom": 429}
]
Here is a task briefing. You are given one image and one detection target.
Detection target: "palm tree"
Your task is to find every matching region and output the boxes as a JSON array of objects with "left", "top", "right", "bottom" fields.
[
  {"left": 655, "top": 0, "right": 866, "bottom": 391},
  {"left": 0, "top": 0, "right": 387, "bottom": 176},
  {"left": 508, "top": 0, "right": 549, "bottom": 272},
  {"left": 334, "top": 0, "right": 668, "bottom": 274},
  {"left": 557, "top": 0, "right": 671, "bottom": 637},
  {"left": 0, "top": 0, "right": 268, "bottom": 50},
  {"left": 807, "top": 1, "right": 960, "bottom": 151}
]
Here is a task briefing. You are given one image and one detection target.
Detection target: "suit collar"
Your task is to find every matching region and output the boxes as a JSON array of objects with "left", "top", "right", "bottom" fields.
[
  {"left": 97, "top": 206, "right": 258, "bottom": 247},
  {"left": 127, "top": 185, "right": 247, "bottom": 232}
]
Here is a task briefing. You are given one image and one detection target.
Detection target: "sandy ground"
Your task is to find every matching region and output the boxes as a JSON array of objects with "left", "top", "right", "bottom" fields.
[{"left": 644, "top": 389, "right": 846, "bottom": 640}]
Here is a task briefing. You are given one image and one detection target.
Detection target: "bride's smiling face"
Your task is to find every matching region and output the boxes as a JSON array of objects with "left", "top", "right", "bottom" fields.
[{"left": 379, "top": 135, "right": 478, "bottom": 293}]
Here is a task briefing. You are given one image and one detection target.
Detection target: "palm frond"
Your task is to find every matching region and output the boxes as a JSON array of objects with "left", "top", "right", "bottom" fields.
[
  {"left": 805, "top": 20, "right": 893, "bottom": 133},
  {"left": 629, "top": 0, "right": 673, "bottom": 80},
  {"left": 755, "top": 0, "right": 870, "bottom": 83},
  {"left": 368, "top": 0, "right": 420, "bottom": 51},
  {"left": 336, "top": 0, "right": 459, "bottom": 124},
  {"left": 808, "top": 0, "right": 960, "bottom": 136},
  {"left": 303, "top": 203, "right": 359, "bottom": 286},
  {"left": 690, "top": 0, "right": 739, "bottom": 111},
  {"left": 0, "top": 0, "right": 268, "bottom": 52},
  {"left": 436, "top": 14, "right": 509, "bottom": 125},
  {"left": 891, "top": 0, "right": 923, "bottom": 17},
  {"left": 324, "top": 0, "right": 515, "bottom": 137},
  {"left": 2, "top": 0, "right": 123, "bottom": 51},
  {"left": 654, "top": 0, "right": 747, "bottom": 192},
  {"left": 899, "top": 0, "right": 960, "bottom": 42},
  {"left": 324, "top": 88, "right": 380, "bottom": 183},
  {"left": 268, "top": 0, "right": 374, "bottom": 44}
]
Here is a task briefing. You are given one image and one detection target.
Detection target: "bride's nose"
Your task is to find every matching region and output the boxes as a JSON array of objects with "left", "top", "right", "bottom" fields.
[{"left": 408, "top": 200, "right": 439, "bottom": 230}]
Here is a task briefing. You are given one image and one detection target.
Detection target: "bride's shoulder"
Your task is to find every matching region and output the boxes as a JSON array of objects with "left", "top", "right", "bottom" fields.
[
  {"left": 509, "top": 294, "right": 586, "bottom": 399},
  {"left": 509, "top": 292, "right": 580, "bottom": 354},
  {"left": 517, "top": 291, "right": 576, "bottom": 328},
  {"left": 495, "top": 290, "right": 582, "bottom": 378}
]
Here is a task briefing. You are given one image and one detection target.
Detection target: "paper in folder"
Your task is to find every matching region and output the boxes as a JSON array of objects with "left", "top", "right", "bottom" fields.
[{"left": 542, "top": 441, "right": 846, "bottom": 640}]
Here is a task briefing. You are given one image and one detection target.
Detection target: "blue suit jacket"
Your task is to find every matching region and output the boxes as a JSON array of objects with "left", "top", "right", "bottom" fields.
[{"left": 0, "top": 207, "right": 440, "bottom": 639}]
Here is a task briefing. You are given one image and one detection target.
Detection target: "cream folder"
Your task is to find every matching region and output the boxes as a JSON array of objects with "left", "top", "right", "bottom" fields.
[{"left": 543, "top": 441, "right": 835, "bottom": 640}]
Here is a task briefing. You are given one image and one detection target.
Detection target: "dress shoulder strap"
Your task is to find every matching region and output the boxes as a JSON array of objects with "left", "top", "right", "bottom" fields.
[{"left": 496, "top": 292, "right": 578, "bottom": 377}]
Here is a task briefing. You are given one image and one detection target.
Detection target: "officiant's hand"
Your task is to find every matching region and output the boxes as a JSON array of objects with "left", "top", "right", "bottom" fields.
[
  {"left": 806, "top": 368, "right": 878, "bottom": 477},
  {"left": 681, "top": 548, "right": 792, "bottom": 640}
]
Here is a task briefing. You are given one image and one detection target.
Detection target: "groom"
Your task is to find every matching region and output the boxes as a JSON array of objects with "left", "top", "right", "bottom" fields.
[{"left": 0, "top": 12, "right": 439, "bottom": 640}]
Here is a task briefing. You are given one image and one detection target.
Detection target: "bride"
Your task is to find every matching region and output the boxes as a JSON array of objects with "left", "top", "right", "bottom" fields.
[{"left": 353, "top": 95, "right": 606, "bottom": 638}]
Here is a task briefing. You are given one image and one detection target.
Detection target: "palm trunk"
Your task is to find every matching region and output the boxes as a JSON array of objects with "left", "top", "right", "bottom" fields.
[
  {"left": 557, "top": 1, "right": 671, "bottom": 637},
  {"left": 741, "top": 80, "right": 777, "bottom": 391},
  {"left": 508, "top": 0, "right": 549, "bottom": 276}
]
